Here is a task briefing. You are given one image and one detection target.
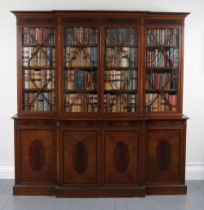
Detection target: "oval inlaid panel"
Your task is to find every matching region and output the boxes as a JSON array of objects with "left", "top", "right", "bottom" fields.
[
  {"left": 114, "top": 141, "right": 130, "bottom": 173},
  {"left": 29, "top": 140, "right": 45, "bottom": 172},
  {"left": 72, "top": 142, "right": 88, "bottom": 174},
  {"left": 156, "top": 139, "right": 171, "bottom": 171}
]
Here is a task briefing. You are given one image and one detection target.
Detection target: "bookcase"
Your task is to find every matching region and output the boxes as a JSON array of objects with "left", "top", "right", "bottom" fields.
[{"left": 12, "top": 11, "right": 189, "bottom": 197}]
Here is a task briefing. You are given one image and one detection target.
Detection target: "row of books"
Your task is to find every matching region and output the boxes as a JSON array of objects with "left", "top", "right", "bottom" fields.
[
  {"left": 64, "top": 27, "right": 98, "bottom": 45},
  {"left": 147, "top": 29, "right": 179, "bottom": 47},
  {"left": 65, "top": 70, "right": 97, "bottom": 90},
  {"left": 24, "top": 69, "right": 55, "bottom": 89},
  {"left": 64, "top": 47, "right": 97, "bottom": 67},
  {"left": 64, "top": 94, "right": 98, "bottom": 112},
  {"left": 105, "top": 70, "right": 137, "bottom": 90},
  {"left": 22, "top": 47, "right": 55, "bottom": 68},
  {"left": 22, "top": 28, "right": 55, "bottom": 46},
  {"left": 146, "top": 48, "right": 179, "bottom": 68},
  {"left": 145, "top": 93, "right": 177, "bottom": 112},
  {"left": 106, "top": 47, "right": 137, "bottom": 68},
  {"left": 145, "top": 72, "right": 177, "bottom": 90},
  {"left": 104, "top": 93, "right": 137, "bottom": 112},
  {"left": 24, "top": 92, "right": 55, "bottom": 111},
  {"left": 106, "top": 28, "right": 137, "bottom": 46}
]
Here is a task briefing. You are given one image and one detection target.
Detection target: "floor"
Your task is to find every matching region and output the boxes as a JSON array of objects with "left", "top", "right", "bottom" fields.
[{"left": 0, "top": 181, "right": 204, "bottom": 210}]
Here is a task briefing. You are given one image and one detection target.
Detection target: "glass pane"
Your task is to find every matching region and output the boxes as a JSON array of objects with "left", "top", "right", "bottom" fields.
[
  {"left": 64, "top": 27, "right": 98, "bottom": 112},
  {"left": 22, "top": 27, "right": 56, "bottom": 111},
  {"left": 104, "top": 28, "right": 138, "bottom": 112},
  {"left": 145, "top": 28, "right": 179, "bottom": 112}
]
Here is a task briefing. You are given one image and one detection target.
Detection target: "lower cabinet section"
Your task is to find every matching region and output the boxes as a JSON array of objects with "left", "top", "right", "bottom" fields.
[{"left": 13, "top": 119, "right": 187, "bottom": 196}]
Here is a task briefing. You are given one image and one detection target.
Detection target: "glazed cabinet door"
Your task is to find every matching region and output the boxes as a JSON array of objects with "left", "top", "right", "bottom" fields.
[
  {"left": 62, "top": 129, "right": 98, "bottom": 184},
  {"left": 16, "top": 127, "right": 56, "bottom": 184},
  {"left": 104, "top": 130, "right": 140, "bottom": 184},
  {"left": 20, "top": 26, "right": 56, "bottom": 113},
  {"left": 103, "top": 27, "right": 139, "bottom": 113},
  {"left": 145, "top": 26, "right": 181, "bottom": 114},
  {"left": 63, "top": 26, "right": 99, "bottom": 114},
  {"left": 146, "top": 128, "right": 185, "bottom": 183}
]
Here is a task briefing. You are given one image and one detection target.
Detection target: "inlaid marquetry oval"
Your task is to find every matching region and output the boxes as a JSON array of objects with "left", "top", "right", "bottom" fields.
[
  {"left": 29, "top": 140, "right": 45, "bottom": 172},
  {"left": 114, "top": 141, "right": 130, "bottom": 173},
  {"left": 156, "top": 139, "right": 171, "bottom": 171},
  {"left": 72, "top": 142, "right": 88, "bottom": 174}
]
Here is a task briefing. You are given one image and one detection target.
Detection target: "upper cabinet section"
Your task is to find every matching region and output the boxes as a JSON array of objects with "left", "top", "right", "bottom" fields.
[{"left": 12, "top": 11, "right": 189, "bottom": 117}]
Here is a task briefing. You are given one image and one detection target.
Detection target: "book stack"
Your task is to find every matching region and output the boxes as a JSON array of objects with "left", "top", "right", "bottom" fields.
[
  {"left": 147, "top": 29, "right": 179, "bottom": 47},
  {"left": 22, "top": 28, "right": 55, "bottom": 46},
  {"left": 24, "top": 92, "right": 55, "bottom": 111},
  {"left": 64, "top": 94, "right": 98, "bottom": 112},
  {"left": 104, "top": 93, "right": 137, "bottom": 112},
  {"left": 104, "top": 70, "right": 137, "bottom": 90},
  {"left": 24, "top": 69, "right": 55, "bottom": 90},
  {"left": 106, "top": 28, "right": 137, "bottom": 46},
  {"left": 65, "top": 27, "right": 98, "bottom": 45},
  {"left": 145, "top": 93, "right": 177, "bottom": 112},
  {"left": 145, "top": 72, "right": 177, "bottom": 90},
  {"left": 105, "top": 47, "right": 137, "bottom": 68},
  {"left": 65, "top": 70, "right": 97, "bottom": 91},
  {"left": 146, "top": 48, "right": 179, "bottom": 68},
  {"left": 22, "top": 47, "right": 55, "bottom": 68},
  {"left": 64, "top": 47, "right": 97, "bottom": 67}
]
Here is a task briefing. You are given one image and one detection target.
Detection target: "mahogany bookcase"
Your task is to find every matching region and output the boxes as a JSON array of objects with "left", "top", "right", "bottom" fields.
[{"left": 12, "top": 11, "right": 189, "bottom": 197}]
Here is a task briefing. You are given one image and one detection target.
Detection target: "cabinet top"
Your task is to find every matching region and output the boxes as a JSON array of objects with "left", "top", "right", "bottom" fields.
[{"left": 11, "top": 10, "right": 190, "bottom": 18}]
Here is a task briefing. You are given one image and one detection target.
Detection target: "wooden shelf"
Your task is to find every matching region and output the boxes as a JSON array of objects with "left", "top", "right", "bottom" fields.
[
  {"left": 23, "top": 67, "right": 55, "bottom": 70},
  {"left": 145, "top": 89, "right": 177, "bottom": 93},
  {"left": 146, "top": 45, "right": 179, "bottom": 49},
  {"left": 106, "top": 44, "right": 138, "bottom": 48},
  {"left": 104, "top": 89, "right": 137, "bottom": 94},
  {"left": 23, "top": 89, "right": 54, "bottom": 92},
  {"left": 64, "top": 89, "right": 97, "bottom": 94},
  {"left": 64, "top": 44, "right": 97, "bottom": 47},
  {"left": 146, "top": 67, "right": 178, "bottom": 71},
  {"left": 23, "top": 44, "right": 55, "bottom": 48},
  {"left": 105, "top": 67, "right": 137, "bottom": 70},
  {"left": 64, "top": 66, "right": 97, "bottom": 71}
]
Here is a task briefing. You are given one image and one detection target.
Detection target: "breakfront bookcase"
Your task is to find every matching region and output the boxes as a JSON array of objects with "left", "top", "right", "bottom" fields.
[{"left": 12, "top": 11, "right": 189, "bottom": 197}]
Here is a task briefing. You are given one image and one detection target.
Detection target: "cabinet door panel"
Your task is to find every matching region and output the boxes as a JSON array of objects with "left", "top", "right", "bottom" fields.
[
  {"left": 145, "top": 28, "right": 180, "bottom": 113},
  {"left": 104, "top": 130, "right": 139, "bottom": 184},
  {"left": 147, "top": 129, "right": 181, "bottom": 183},
  {"left": 62, "top": 130, "right": 98, "bottom": 184},
  {"left": 18, "top": 129, "right": 55, "bottom": 183}
]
